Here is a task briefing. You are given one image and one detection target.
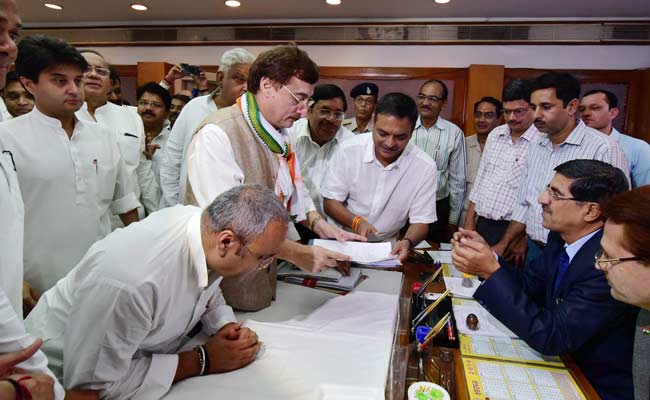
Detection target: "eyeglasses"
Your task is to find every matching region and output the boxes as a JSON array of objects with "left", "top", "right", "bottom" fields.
[
  {"left": 282, "top": 84, "right": 310, "bottom": 107},
  {"left": 137, "top": 100, "right": 165, "bottom": 109},
  {"left": 594, "top": 249, "right": 640, "bottom": 270},
  {"left": 316, "top": 108, "right": 345, "bottom": 121},
  {"left": 543, "top": 186, "right": 582, "bottom": 202},
  {"left": 503, "top": 107, "right": 529, "bottom": 117},
  {"left": 416, "top": 93, "right": 443, "bottom": 103},
  {"left": 84, "top": 65, "right": 111, "bottom": 78},
  {"left": 354, "top": 97, "right": 376, "bottom": 106},
  {"left": 239, "top": 243, "right": 275, "bottom": 270},
  {"left": 473, "top": 111, "right": 498, "bottom": 120}
]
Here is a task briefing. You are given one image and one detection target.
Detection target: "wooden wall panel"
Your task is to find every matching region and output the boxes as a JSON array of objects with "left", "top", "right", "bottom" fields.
[{"left": 464, "top": 64, "right": 505, "bottom": 135}]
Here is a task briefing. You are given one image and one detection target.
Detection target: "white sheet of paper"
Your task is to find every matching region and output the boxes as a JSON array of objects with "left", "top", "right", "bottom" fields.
[
  {"left": 426, "top": 250, "right": 453, "bottom": 264},
  {"left": 453, "top": 303, "right": 517, "bottom": 338},
  {"left": 414, "top": 241, "right": 431, "bottom": 249},
  {"left": 439, "top": 243, "right": 453, "bottom": 250},
  {"left": 443, "top": 276, "right": 479, "bottom": 299},
  {"left": 312, "top": 239, "right": 399, "bottom": 264}
]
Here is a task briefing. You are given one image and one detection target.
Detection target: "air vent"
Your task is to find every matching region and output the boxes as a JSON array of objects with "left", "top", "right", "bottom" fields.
[{"left": 23, "top": 22, "right": 650, "bottom": 45}]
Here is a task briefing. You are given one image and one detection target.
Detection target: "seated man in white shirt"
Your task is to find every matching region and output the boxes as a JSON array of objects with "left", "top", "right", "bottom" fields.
[
  {"left": 25, "top": 184, "right": 285, "bottom": 399},
  {"left": 287, "top": 83, "right": 354, "bottom": 242},
  {"left": 136, "top": 81, "right": 172, "bottom": 185},
  {"left": 323, "top": 93, "right": 438, "bottom": 261},
  {"left": 0, "top": 35, "right": 139, "bottom": 296}
]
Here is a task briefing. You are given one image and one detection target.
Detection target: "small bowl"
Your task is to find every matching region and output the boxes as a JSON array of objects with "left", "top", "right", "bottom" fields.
[{"left": 407, "top": 381, "right": 450, "bottom": 400}]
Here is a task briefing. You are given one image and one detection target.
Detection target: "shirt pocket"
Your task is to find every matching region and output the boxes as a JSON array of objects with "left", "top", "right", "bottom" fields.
[
  {"left": 505, "top": 156, "right": 526, "bottom": 189},
  {"left": 117, "top": 133, "right": 142, "bottom": 167},
  {"left": 95, "top": 156, "right": 119, "bottom": 203}
]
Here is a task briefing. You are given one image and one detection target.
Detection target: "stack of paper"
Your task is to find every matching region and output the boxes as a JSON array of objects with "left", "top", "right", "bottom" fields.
[
  {"left": 312, "top": 239, "right": 401, "bottom": 267},
  {"left": 452, "top": 298, "right": 517, "bottom": 338},
  {"left": 277, "top": 262, "right": 364, "bottom": 292}
]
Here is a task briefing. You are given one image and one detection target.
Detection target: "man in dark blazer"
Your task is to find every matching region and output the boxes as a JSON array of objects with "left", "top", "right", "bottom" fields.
[{"left": 451, "top": 159, "right": 637, "bottom": 400}]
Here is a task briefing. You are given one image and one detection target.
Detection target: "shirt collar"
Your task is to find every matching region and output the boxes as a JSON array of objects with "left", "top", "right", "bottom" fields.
[
  {"left": 186, "top": 212, "right": 209, "bottom": 288},
  {"left": 414, "top": 116, "right": 443, "bottom": 131},
  {"left": 32, "top": 105, "right": 82, "bottom": 131},
  {"left": 240, "top": 93, "right": 287, "bottom": 149},
  {"left": 610, "top": 127, "right": 621, "bottom": 142},
  {"left": 563, "top": 228, "right": 601, "bottom": 263},
  {"left": 538, "top": 119, "right": 586, "bottom": 148},
  {"left": 362, "top": 134, "right": 409, "bottom": 170}
]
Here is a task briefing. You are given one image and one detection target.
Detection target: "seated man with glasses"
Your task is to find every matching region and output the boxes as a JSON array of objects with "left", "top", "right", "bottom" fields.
[
  {"left": 464, "top": 80, "right": 540, "bottom": 246},
  {"left": 184, "top": 45, "right": 363, "bottom": 311},
  {"left": 342, "top": 82, "right": 378, "bottom": 134},
  {"left": 451, "top": 159, "right": 637, "bottom": 400},
  {"left": 287, "top": 84, "right": 354, "bottom": 241},
  {"left": 25, "top": 184, "right": 284, "bottom": 399}
]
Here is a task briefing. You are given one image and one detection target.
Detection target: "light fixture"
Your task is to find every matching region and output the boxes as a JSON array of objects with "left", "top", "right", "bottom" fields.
[
  {"left": 130, "top": 4, "right": 148, "bottom": 11},
  {"left": 434, "top": 0, "right": 450, "bottom": 3},
  {"left": 225, "top": 0, "right": 241, "bottom": 7},
  {"left": 44, "top": 3, "right": 63, "bottom": 10},
  {"left": 326, "top": 0, "right": 341, "bottom": 4}
]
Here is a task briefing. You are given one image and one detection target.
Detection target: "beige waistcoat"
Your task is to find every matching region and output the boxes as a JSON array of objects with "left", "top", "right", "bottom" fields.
[{"left": 185, "top": 104, "right": 280, "bottom": 311}]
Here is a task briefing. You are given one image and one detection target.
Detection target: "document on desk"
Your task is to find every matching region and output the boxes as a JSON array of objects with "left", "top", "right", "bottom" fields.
[
  {"left": 462, "top": 358, "right": 586, "bottom": 400},
  {"left": 312, "top": 239, "right": 401, "bottom": 265},
  {"left": 452, "top": 298, "right": 517, "bottom": 338},
  {"left": 459, "top": 334, "right": 564, "bottom": 367},
  {"left": 443, "top": 276, "right": 479, "bottom": 299},
  {"left": 426, "top": 250, "right": 452, "bottom": 264}
]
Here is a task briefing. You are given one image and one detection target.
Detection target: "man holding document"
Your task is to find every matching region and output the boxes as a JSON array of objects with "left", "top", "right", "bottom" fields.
[
  {"left": 450, "top": 160, "right": 636, "bottom": 400},
  {"left": 322, "top": 93, "right": 438, "bottom": 261}
]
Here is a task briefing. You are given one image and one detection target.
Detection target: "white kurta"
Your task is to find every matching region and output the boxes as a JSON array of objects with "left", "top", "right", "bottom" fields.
[
  {"left": 0, "top": 150, "right": 23, "bottom": 315},
  {"left": 0, "top": 287, "right": 65, "bottom": 399},
  {"left": 25, "top": 205, "right": 236, "bottom": 399},
  {"left": 77, "top": 101, "right": 160, "bottom": 217},
  {"left": 286, "top": 118, "right": 354, "bottom": 215},
  {"left": 0, "top": 107, "right": 139, "bottom": 293},
  {"left": 322, "top": 133, "right": 438, "bottom": 241},
  {"left": 150, "top": 125, "right": 171, "bottom": 186},
  {"left": 159, "top": 94, "right": 217, "bottom": 208}
]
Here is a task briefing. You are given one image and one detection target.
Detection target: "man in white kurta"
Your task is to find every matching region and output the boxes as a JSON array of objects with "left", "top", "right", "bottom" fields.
[
  {"left": 0, "top": 108, "right": 139, "bottom": 294},
  {"left": 76, "top": 51, "right": 159, "bottom": 219},
  {"left": 25, "top": 185, "right": 286, "bottom": 399}
]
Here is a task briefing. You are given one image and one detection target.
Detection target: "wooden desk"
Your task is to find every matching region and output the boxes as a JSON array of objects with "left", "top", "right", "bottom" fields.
[{"left": 397, "top": 254, "right": 601, "bottom": 400}]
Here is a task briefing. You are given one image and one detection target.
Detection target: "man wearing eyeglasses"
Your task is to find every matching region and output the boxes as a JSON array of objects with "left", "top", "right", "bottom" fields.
[
  {"left": 464, "top": 80, "right": 540, "bottom": 246},
  {"left": 412, "top": 79, "right": 466, "bottom": 243},
  {"left": 459, "top": 96, "right": 502, "bottom": 228},
  {"left": 287, "top": 84, "right": 354, "bottom": 233},
  {"left": 184, "top": 45, "right": 363, "bottom": 312},
  {"left": 76, "top": 49, "right": 160, "bottom": 222},
  {"left": 342, "top": 82, "right": 378, "bottom": 134},
  {"left": 136, "top": 82, "right": 172, "bottom": 185},
  {"left": 25, "top": 184, "right": 286, "bottom": 400},
  {"left": 452, "top": 159, "right": 637, "bottom": 400}
]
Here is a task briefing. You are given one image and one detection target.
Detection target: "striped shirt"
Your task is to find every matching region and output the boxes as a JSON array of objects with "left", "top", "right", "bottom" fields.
[
  {"left": 469, "top": 123, "right": 541, "bottom": 222},
  {"left": 411, "top": 116, "right": 466, "bottom": 225},
  {"left": 511, "top": 120, "right": 630, "bottom": 243}
]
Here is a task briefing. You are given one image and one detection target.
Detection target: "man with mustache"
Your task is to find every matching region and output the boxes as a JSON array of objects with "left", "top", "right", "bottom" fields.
[
  {"left": 184, "top": 45, "right": 363, "bottom": 311},
  {"left": 411, "top": 79, "right": 466, "bottom": 243},
  {"left": 342, "top": 82, "right": 378, "bottom": 134},
  {"left": 159, "top": 47, "right": 256, "bottom": 208},
  {"left": 460, "top": 96, "right": 502, "bottom": 228},
  {"left": 464, "top": 81, "right": 539, "bottom": 247},
  {"left": 0, "top": 35, "right": 138, "bottom": 295},
  {"left": 76, "top": 49, "right": 159, "bottom": 222},
  {"left": 491, "top": 72, "right": 629, "bottom": 266},
  {"left": 136, "top": 82, "right": 172, "bottom": 185},
  {"left": 287, "top": 84, "right": 354, "bottom": 242},
  {"left": 323, "top": 93, "right": 438, "bottom": 261},
  {"left": 452, "top": 160, "right": 637, "bottom": 400},
  {"left": 579, "top": 89, "right": 650, "bottom": 188}
]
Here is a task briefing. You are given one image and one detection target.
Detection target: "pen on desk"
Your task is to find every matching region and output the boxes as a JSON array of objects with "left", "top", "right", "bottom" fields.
[
  {"left": 446, "top": 316, "right": 456, "bottom": 342},
  {"left": 412, "top": 290, "right": 449, "bottom": 331},
  {"left": 418, "top": 312, "right": 451, "bottom": 351},
  {"left": 416, "top": 267, "right": 442, "bottom": 299}
]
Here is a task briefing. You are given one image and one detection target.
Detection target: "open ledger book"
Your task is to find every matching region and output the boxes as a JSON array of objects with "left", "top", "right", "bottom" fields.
[{"left": 311, "top": 239, "right": 401, "bottom": 267}]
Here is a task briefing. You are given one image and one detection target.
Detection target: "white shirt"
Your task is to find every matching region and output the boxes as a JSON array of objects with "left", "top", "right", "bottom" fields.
[
  {"left": 77, "top": 101, "right": 160, "bottom": 217},
  {"left": 411, "top": 116, "right": 467, "bottom": 225},
  {"left": 287, "top": 118, "right": 354, "bottom": 215},
  {"left": 321, "top": 133, "right": 438, "bottom": 241},
  {"left": 0, "top": 107, "right": 139, "bottom": 293},
  {"left": 564, "top": 229, "right": 601, "bottom": 263},
  {"left": 186, "top": 109, "right": 316, "bottom": 214},
  {"left": 25, "top": 206, "right": 236, "bottom": 399},
  {"left": 159, "top": 94, "right": 217, "bottom": 208},
  {"left": 150, "top": 124, "right": 171, "bottom": 186},
  {"left": 0, "top": 151, "right": 23, "bottom": 315},
  {"left": 1, "top": 287, "right": 65, "bottom": 399}
]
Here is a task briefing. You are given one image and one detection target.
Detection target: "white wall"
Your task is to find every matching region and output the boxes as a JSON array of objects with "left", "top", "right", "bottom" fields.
[{"left": 97, "top": 44, "right": 650, "bottom": 69}]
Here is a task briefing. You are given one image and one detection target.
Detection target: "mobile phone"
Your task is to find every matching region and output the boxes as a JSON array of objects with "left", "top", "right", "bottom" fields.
[{"left": 180, "top": 63, "right": 201, "bottom": 76}]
